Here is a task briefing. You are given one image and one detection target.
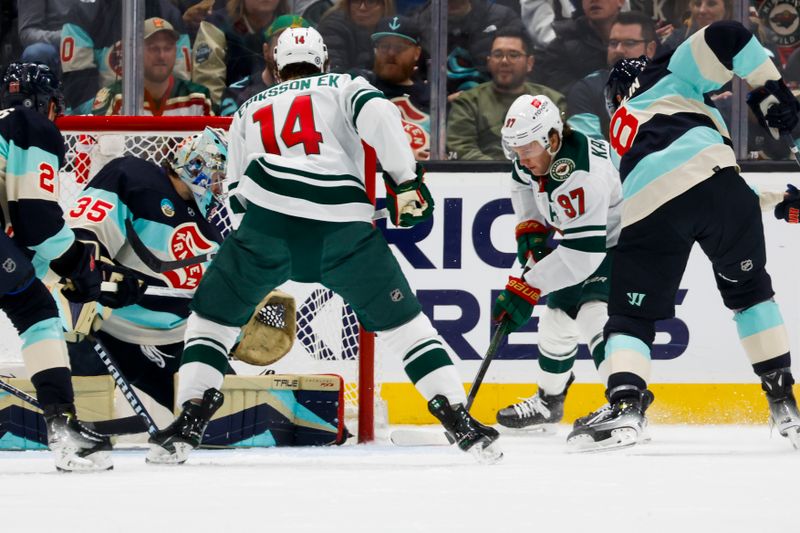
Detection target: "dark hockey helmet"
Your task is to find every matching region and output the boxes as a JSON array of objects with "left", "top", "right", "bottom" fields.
[
  {"left": 0, "top": 62, "right": 63, "bottom": 117},
  {"left": 604, "top": 55, "right": 649, "bottom": 116}
]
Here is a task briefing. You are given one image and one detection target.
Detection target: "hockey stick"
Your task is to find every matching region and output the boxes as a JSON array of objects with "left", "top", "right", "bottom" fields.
[
  {"left": 100, "top": 281, "right": 195, "bottom": 299},
  {"left": 782, "top": 133, "right": 800, "bottom": 168},
  {"left": 390, "top": 322, "right": 509, "bottom": 447},
  {"left": 125, "top": 219, "right": 216, "bottom": 274},
  {"left": 90, "top": 336, "right": 160, "bottom": 436},
  {"left": 0, "top": 378, "right": 149, "bottom": 436}
]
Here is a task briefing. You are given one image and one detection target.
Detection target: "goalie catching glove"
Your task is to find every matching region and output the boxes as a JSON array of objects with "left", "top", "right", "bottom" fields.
[
  {"left": 747, "top": 79, "right": 800, "bottom": 140},
  {"left": 515, "top": 220, "right": 551, "bottom": 266},
  {"left": 233, "top": 290, "right": 297, "bottom": 366},
  {"left": 492, "top": 276, "right": 541, "bottom": 332},
  {"left": 383, "top": 162, "right": 434, "bottom": 227},
  {"left": 49, "top": 240, "right": 103, "bottom": 303}
]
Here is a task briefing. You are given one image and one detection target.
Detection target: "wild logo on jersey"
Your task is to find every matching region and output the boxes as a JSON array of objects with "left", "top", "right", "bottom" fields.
[{"left": 163, "top": 223, "right": 215, "bottom": 289}]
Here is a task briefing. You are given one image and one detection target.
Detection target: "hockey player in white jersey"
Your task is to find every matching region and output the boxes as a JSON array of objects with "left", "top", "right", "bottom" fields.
[
  {"left": 147, "top": 27, "right": 502, "bottom": 464},
  {"left": 492, "top": 94, "right": 622, "bottom": 430}
]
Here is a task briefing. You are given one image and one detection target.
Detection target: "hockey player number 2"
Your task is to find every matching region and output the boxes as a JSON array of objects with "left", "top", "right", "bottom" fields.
[
  {"left": 609, "top": 107, "right": 639, "bottom": 157},
  {"left": 254, "top": 95, "right": 323, "bottom": 155}
]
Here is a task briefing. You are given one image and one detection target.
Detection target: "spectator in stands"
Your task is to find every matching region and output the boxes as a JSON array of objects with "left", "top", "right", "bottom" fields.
[
  {"left": 220, "top": 14, "right": 310, "bottom": 116},
  {"left": 192, "top": 0, "right": 291, "bottom": 106},
  {"left": 567, "top": 11, "right": 657, "bottom": 141},
  {"left": 446, "top": 29, "right": 566, "bottom": 160},
  {"left": 360, "top": 15, "right": 430, "bottom": 159},
  {"left": 661, "top": 0, "right": 731, "bottom": 51},
  {"left": 60, "top": 0, "right": 190, "bottom": 114},
  {"left": 17, "top": 0, "right": 75, "bottom": 71},
  {"left": 317, "top": 0, "right": 394, "bottom": 73},
  {"left": 533, "top": 0, "right": 624, "bottom": 93},
  {"left": 413, "top": 0, "right": 523, "bottom": 96},
  {"left": 91, "top": 18, "right": 214, "bottom": 116}
]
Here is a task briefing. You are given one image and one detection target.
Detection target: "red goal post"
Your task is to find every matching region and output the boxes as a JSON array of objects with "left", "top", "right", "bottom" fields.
[{"left": 55, "top": 115, "right": 381, "bottom": 443}]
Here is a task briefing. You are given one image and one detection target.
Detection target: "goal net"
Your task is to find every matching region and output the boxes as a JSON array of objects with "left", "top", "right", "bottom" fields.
[{"left": 51, "top": 115, "right": 383, "bottom": 442}]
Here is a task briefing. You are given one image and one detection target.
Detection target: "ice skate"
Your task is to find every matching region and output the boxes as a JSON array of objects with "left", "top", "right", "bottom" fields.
[
  {"left": 567, "top": 386, "right": 654, "bottom": 452},
  {"left": 44, "top": 404, "right": 113, "bottom": 472},
  {"left": 496, "top": 374, "right": 574, "bottom": 432},
  {"left": 147, "top": 388, "right": 224, "bottom": 465},
  {"left": 428, "top": 395, "right": 503, "bottom": 464},
  {"left": 760, "top": 368, "right": 800, "bottom": 449}
]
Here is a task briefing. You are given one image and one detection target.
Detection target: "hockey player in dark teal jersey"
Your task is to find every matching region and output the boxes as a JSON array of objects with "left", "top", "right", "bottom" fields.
[
  {"left": 65, "top": 128, "right": 231, "bottom": 410},
  {"left": 0, "top": 63, "right": 115, "bottom": 471},
  {"left": 568, "top": 21, "right": 800, "bottom": 451}
]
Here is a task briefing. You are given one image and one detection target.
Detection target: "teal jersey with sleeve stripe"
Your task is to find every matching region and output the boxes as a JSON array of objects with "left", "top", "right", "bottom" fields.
[
  {"left": 610, "top": 20, "right": 782, "bottom": 229},
  {"left": 0, "top": 106, "right": 75, "bottom": 273}
]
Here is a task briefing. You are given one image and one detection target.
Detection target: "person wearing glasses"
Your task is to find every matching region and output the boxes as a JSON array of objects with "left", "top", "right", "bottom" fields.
[
  {"left": 446, "top": 29, "right": 566, "bottom": 160},
  {"left": 533, "top": 0, "right": 625, "bottom": 93},
  {"left": 318, "top": 0, "right": 395, "bottom": 73},
  {"left": 567, "top": 11, "right": 657, "bottom": 142}
]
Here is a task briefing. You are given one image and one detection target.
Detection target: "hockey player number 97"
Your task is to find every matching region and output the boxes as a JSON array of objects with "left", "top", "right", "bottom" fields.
[
  {"left": 557, "top": 187, "right": 585, "bottom": 218},
  {"left": 609, "top": 107, "right": 639, "bottom": 157},
  {"left": 254, "top": 95, "right": 323, "bottom": 155}
]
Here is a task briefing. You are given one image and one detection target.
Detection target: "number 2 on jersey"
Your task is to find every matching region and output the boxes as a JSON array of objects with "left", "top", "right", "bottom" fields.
[{"left": 254, "top": 95, "right": 323, "bottom": 155}]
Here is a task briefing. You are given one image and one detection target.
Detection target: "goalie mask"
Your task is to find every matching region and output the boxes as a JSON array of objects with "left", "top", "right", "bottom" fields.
[
  {"left": 173, "top": 127, "right": 228, "bottom": 218},
  {"left": 274, "top": 27, "right": 328, "bottom": 72},
  {"left": 0, "top": 62, "right": 63, "bottom": 117},
  {"left": 501, "top": 94, "right": 563, "bottom": 159},
  {"left": 605, "top": 56, "right": 649, "bottom": 116}
]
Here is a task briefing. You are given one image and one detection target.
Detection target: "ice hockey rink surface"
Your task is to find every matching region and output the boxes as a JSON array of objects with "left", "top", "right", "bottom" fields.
[{"left": 1, "top": 424, "right": 796, "bottom": 533}]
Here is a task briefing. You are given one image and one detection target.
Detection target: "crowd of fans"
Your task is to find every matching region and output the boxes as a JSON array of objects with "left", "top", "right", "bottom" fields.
[{"left": 0, "top": 0, "right": 797, "bottom": 160}]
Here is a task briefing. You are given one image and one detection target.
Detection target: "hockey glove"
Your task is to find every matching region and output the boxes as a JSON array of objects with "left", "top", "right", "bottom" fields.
[
  {"left": 49, "top": 240, "right": 103, "bottom": 303},
  {"left": 747, "top": 79, "right": 800, "bottom": 140},
  {"left": 492, "top": 276, "right": 541, "bottom": 332},
  {"left": 98, "top": 266, "right": 147, "bottom": 309},
  {"left": 515, "top": 220, "right": 552, "bottom": 266},
  {"left": 384, "top": 162, "right": 434, "bottom": 227},
  {"left": 774, "top": 183, "right": 800, "bottom": 223}
]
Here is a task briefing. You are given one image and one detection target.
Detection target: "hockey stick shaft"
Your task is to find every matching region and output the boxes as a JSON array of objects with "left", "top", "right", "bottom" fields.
[
  {"left": 125, "top": 219, "right": 215, "bottom": 273},
  {"left": 0, "top": 378, "right": 151, "bottom": 436},
  {"left": 91, "top": 337, "right": 160, "bottom": 436},
  {"left": 466, "top": 321, "right": 508, "bottom": 411}
]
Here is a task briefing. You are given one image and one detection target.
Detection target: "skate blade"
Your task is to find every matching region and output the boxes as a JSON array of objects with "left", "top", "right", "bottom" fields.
[
  {"left": 145, "top": 442, "right": 190, "bottom": 465},
  {"left": 470, "top": 439, "right": 503, "bottom": 465},
  {"left": 567, "top": 427, "right": 640, "bottom": 453},
  {"left": 54, "top": 450, "right": 113, "bottom": 472},
  {"left": 783, "top": 426, "right": 800, "bottom": 450},
  {"left": 499, "top": 423, "right": 559, "bottom": 435}
]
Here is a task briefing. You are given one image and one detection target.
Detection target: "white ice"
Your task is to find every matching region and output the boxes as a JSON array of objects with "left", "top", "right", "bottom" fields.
[{"left": 0, "top": 425, "right": 797, "bottom": 533}]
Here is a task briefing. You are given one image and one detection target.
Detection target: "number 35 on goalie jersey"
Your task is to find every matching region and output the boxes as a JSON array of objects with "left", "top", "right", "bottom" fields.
[{"left": 227, "top": 72, "right": 417, "bottom": 224}]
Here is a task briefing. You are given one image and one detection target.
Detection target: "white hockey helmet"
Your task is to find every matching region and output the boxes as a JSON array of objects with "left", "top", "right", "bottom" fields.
[
  {"left": 500, "top": 94, "right": 563, "bottom": 159},
  {"left": 172, "top": 127, "right": 229, "bottom": 217},
  {"left": 274, "top": 27, "right": 328, "bottom": 72}
]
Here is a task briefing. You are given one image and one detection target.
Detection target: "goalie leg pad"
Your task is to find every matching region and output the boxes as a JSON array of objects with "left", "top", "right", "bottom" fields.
[
  {"left": 379, "top": 312, "right": 466, "bottom": 406},
  {"left": 734, "top": 299, "right": 792, "bottom": 374},
  {"left": 179, "top": 312, "right": 240, "bottom": 405}
]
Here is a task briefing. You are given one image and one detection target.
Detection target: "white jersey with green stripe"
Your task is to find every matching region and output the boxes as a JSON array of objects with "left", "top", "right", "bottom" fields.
[
  {"left": 226, "top": 72, "right": 416, "bottom": 223},
  {"left": 511, "top": 130, "right": 622, "bottom": 296}
]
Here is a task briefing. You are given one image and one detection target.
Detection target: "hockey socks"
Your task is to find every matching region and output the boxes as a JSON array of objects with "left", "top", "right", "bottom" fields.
[
  {"left": 380, "top": 313, "right": 467, "bottom": 406},
  {"left": 734, "top": 300, "right": 792, "bottom": 374},
  {"left": 178, "top": 313, "right": 239, "bottom": 405}
]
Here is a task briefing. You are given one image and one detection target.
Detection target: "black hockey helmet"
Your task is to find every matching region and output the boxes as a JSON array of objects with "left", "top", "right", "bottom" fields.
[
  {"left": 604, "top": 55, "right": 650, "bottom": 116},
  {"left": 0, "top": 62, "right": 63, "bottom": 117}
]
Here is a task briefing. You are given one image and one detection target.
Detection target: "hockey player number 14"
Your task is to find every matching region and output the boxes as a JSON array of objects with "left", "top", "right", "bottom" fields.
[
  {"left": 254, "top": 95, "right": 323, "bottom": 155},
  {"left": 609, "top": 106, "right": 639, "bottom": 157}
]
